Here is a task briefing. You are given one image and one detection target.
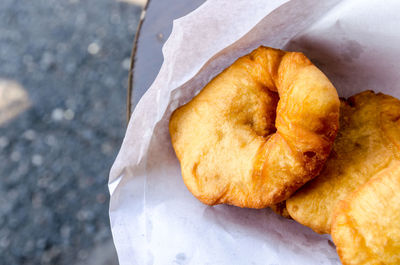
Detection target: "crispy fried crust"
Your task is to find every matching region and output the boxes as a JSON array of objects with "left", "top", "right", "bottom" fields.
[
  {"left": 331, "top": 162, "right": 400, "bottom": 265},
  {"left": 169, "top": 46, "right": 339, "bottom": 208},
  {"left": 286, "top": 91, "right": 400, "bottom": 233}
]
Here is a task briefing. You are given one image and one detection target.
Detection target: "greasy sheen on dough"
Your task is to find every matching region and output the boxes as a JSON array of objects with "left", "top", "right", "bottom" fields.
[
  {"left": 286, "top": 91, "right": 400, "bottom": 233},
  {"left": 331, "top": 162, "right": 400, "bottom": 265},
  {"left": 169, "top": 46, "right": 340, "bottom": 208}
]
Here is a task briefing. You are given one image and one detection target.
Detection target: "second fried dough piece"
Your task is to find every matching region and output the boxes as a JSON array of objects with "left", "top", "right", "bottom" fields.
[
  {"left": 169, "top": 47, "right": 340, "bottom": 208},
  {"left": 331, "top": 162, "right": 400, "bottom": 265},
  {"left": 286, "top": 91, "right": 400, "bottom": 233}
]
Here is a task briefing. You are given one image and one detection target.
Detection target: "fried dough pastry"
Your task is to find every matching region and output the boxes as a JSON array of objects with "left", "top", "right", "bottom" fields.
[
  {"left": 331, "top": 161, "right": 400, "bottom": 265},
  {"left": 286, "top": 91, "right": 400, "bottom": 233},
  {"left": 169, "top": 46, "right": 340, "bottom": 208}
]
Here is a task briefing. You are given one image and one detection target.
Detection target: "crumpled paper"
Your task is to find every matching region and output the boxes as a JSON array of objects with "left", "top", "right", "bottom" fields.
[{"left": 109, "top": 0, "right": 400, "bottom": 264}]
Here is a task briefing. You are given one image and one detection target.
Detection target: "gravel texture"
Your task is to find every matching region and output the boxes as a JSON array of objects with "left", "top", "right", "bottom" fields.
[{"left": 0, "top": 0, "right": 141, "bottom": 264}]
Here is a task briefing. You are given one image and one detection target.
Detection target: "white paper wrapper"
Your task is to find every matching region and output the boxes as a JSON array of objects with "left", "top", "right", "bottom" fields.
[{"left": 109, "top": 0, "right": 400, "bottom": 264}]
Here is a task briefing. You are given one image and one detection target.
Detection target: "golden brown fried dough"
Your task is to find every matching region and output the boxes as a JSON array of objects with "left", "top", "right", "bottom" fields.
[
  {"left": 169, "top": 46, "right": 340, "bottom": 208},
  {"left": 286, "top": 91, "right": 400, "bottom": 233},
  {"left": 331, "top": 161, "right": 400, "bottom": 265},
  {"left": 270, "top": 201, "right": 291, "bottom": 219}
]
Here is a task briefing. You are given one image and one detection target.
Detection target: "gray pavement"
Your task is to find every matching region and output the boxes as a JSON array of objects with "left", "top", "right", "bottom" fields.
[{"left": 0, "top": 0, "right": 141, "bottom": 264}]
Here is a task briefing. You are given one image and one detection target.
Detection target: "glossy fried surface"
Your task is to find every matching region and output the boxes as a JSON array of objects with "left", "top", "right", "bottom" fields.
[
  {"left": 286, "top": 91, "right": 400, "bottom": 233},
  {"left": 331, "top": 162, "right": 400, "bottom": 265},
  {"left": 169, "top": 46, "right": 339, "bottom": 208}
]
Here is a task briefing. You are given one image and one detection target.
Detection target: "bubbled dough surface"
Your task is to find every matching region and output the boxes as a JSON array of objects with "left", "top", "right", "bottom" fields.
[{"left": 332, "top": 161, "right": 400, "bottom": 265}]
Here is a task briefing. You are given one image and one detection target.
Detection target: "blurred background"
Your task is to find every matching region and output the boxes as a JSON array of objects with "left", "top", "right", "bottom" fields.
[{"left": 0, "top": 0, "right": 146, "bottom": 264}]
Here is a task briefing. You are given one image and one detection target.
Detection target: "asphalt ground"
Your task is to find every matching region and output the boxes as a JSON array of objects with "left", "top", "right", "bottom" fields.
[{"left": 0, "top": 0, "right": 141, "bottom": 264}]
